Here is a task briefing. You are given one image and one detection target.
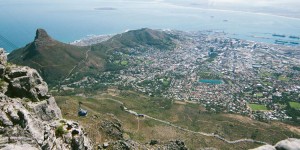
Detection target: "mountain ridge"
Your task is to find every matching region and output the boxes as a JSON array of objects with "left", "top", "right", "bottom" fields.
[
  {"left": 8, "top": 29, "right": 103, "bottom": 86},
  {"left": 8, "top": 28, "right": 176, "bottom": 86}
]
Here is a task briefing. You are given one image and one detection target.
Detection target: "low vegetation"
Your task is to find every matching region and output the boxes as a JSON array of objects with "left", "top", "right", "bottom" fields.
[
  {"left": 249, "top": 104, "right": 268, "bottom": 111},
  {"left": 292, "top": 66, "right": 300, "bottom": 71},
  {"left": 289, "top": 102, "right": 300, "bottom": 109},
  {"left": 55, "top": 124, "right": 67, "bottom": 137},
  {"left": 55, "top": 90, "right": 300, "bottom": 149}
]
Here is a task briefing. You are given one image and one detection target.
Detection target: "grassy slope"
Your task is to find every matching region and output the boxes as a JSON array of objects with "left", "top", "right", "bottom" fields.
[
  {"left": 91, "top": 28, "right": 175, "bottom": 54},
  {"left": 8, "top": 28, "right": 175, "bottom": 86},
  {"left": 55, "top": 91, "right": 300, "bottom": 149},
  {"left": 8, "top": 30, "right": 105, "bottom": 85},
  {"left": 289, "top": 102, "right": 300, "bottom": 109},
  {"left": 249, "top": 104, "right": 268, "bottom": 111}
]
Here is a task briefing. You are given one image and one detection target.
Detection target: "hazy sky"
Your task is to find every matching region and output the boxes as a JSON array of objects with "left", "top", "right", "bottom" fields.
[
  {"left": 161, "top": 0, "right": 300, "bottom": 18},
  {"left": 207, "top": 0, "right": 300, "bottom": 6}
]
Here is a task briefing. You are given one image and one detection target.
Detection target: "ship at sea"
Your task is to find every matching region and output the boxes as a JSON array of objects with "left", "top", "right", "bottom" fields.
[
  {"left": 275, "top": 40, "right": 288, "bottom": 45},
  {"left": 272, "top": 34, "right": 286, "bottom": 38},
  {"left": 290, "top": 41, "right": 299, "bottom": 45},
  {"left": 289, "top": 35, "right": 300, "bottom": 40}
]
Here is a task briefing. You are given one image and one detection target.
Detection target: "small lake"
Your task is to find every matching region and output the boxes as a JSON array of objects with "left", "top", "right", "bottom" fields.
[{"left": 199, "top": 79, "right": 223, "bottom": 84}]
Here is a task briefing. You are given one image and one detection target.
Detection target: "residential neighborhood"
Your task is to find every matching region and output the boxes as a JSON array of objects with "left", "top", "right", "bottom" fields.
[{"left": 60, "top": 30, "right": 300, "bottom": 122}]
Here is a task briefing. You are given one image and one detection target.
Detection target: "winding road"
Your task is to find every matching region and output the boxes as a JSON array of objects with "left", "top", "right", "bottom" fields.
[
  {"left": 98, "top": 97, "right": 270, "bottom": 145},
  {"left": 145, "top": 114, "right": 269, "bottom": 145}
]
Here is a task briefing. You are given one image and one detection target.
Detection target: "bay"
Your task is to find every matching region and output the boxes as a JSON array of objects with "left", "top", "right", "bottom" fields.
[{"left": 0, "top": 0, "right": 300, "bottom": 52}]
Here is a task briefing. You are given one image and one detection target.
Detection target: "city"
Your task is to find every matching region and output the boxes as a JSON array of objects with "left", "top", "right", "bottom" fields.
[{"left": 61, "top": 30, "right": 300, "bottom": 122}]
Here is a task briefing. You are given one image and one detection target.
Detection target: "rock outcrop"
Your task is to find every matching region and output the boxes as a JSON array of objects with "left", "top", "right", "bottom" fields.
[
  {"left": 252, "top": 138, "right": 300, "bottom": 150},
  {"left": 4, "top": 66, "right": 50, "bottom": 102},
  {"left": 275, "top": 138, "right": 300, "bottom": 150},
  {"left": 35, "top": 28, "right": 53, "bottom": 42},
  {"left": 163, "top": 140, "right": 188, "bottom": 150},
  {"left": 0, "top": 48, "right": 92, "bottom": 150},
  {"left": 99, "top": 139, "right": 188, "bottom": 150},
  {"left": 100, "top": 119, "right": 123, "bottom": 140}
]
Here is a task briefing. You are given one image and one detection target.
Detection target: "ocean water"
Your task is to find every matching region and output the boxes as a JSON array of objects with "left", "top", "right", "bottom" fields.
[{"left": 1, "top": 0, "right": 300, "bottom": 52}]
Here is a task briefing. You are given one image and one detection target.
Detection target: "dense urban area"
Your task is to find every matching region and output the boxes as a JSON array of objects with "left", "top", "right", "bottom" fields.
[{"left": 60, "top": 30, "right": 300, "bottom": 123}]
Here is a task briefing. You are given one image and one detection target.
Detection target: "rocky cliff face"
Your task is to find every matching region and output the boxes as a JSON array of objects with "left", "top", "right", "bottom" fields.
[
  {"left": 34, "top": 29, "right": 53, "bottom": 42},
  {"left": 0, "top": 48, "right": 92, "bottom": 150}
]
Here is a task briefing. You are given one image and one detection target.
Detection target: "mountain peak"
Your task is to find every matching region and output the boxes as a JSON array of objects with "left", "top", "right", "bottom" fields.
[{"left": 34, "top": 28, "right": 52, "bottom": 41}]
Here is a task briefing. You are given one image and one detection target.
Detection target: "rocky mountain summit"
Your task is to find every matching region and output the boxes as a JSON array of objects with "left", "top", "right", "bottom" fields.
[
  {"left": 0, "top": 48, "right": 92, "bottom": 149},
  {"left": 34, "top": 28, "right": 53, "bottom": 42},
  {"left": 8, "top": 29, "right": 100, "bottom": 86}
]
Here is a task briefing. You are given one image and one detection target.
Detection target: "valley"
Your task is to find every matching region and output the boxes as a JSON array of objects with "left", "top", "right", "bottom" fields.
[
  {"left": 7, "top": 28, "right": 300, "bottom": 149},
  {"left": 2, "top": 0, "right": 300, "bottom": 149}
]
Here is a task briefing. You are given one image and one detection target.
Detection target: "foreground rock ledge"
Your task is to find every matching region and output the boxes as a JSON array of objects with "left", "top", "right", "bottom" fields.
[
  {"left": 0, "top": 48, "right": 92, "bottom": 150},
  {"left": 252, "top": 138, "right": 300, "bottom": 150}
]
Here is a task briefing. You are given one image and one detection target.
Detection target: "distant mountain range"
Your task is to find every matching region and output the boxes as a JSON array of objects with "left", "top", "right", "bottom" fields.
[{"left": 8, "top": 28, "right": 175, "bottom": 86}]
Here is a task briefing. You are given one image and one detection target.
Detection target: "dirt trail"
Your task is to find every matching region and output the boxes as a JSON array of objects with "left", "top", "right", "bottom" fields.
[
  {"left": 64, "top": 48, "right": 91, "bottom": 80},
  {"left": 98, "top": 97, "right": 270, "bottom": 145}
]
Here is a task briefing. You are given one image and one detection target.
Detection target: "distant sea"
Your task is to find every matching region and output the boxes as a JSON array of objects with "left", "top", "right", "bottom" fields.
[{"left": 1, "top": 0, "right": 300, "bottom": 52}]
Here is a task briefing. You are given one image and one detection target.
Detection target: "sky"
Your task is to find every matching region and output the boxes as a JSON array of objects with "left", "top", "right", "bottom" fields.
[
  {"left": 207, "top": 0, "right": 299, "bottom": 8},
  {"left": 162, "top": 0, "right": 300, "bottom": 18}
]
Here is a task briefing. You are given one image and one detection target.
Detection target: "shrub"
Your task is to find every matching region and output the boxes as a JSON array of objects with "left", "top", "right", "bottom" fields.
[{"left": 55, "top": 125, "right": 67, "bottom": 137}]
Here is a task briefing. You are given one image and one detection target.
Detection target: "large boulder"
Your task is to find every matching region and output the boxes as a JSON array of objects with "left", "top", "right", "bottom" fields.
[
  {"left": 100, "top": 119, "right": 123, "bottom": 140},
  {"left": 110, "top": 140, "right": 141, "bottom": 150},
  {"left": 0, "top": 48, "right": 7, "bottom": 65},
  {"left": 5, "top": 66, "right": 50, "bottom": 102},
  {"left": 164, "top": 140, "right": 188, "bottom": 150},
  {"left": 104, "top": 139, "right": 188, "bottom": 150},
  {"left": 0, "top": 48, "right": 6, "bottom": 77},
  {"left": 252, "top": 138, "right": 300, "bottom": 150},
  {"left": 250, "top": 145, "right": 276, "bottom": 150},
  {"left": 275, "top": 138, "right": 300, "bottom": 150},
  {"left": 30, "top": 97, "right": 62, "bottom": 121}
]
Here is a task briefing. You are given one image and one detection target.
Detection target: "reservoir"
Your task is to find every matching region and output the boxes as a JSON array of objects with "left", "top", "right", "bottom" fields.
[{"left": 199, "top": 79, "right": 223, "bottom": 84}]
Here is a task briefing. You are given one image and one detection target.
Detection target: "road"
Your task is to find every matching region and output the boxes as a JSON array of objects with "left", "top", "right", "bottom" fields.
[
  {"left": 63, "top": 47, "right": 91, "bottom": 81},
  {"left": 98, "top": 97, "right": 270, "bottom": 145},
  {"left": 57, "top": 47, "right": 91, "bottom": 91}
]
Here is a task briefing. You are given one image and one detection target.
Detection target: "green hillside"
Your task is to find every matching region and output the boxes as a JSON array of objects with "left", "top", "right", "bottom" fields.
[
  {"left": 8, "top": 28, "right": 176, "bottom": 86},
  {"left": 8, "top": 29, "right": 104, "bottom": 86},
  {"left": 91, "top": 28, "right": 176, "bottom": 53}
]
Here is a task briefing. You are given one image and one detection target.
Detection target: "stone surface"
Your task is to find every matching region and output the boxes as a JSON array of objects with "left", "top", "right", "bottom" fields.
[
  {"left": 100, "top": 119, "right": 123, "bottom": 140},
  {"left": 252, "top": 138, "right": 300, "bottom": 150},
  {"left": 163, "top": 140, "right": 188, "bottom": 150},
  {"left": 250, "top": 145, "right": 276, "bottom": 150},
  {"left": 35, "top": 28, "right": 53, "bottom": 42},
  {"left": 275, "top": 138, "right": 300, "bottom": 150},
  {"left": 110, "top": 140, "right": 141, "bottom": 150},
  {"left": 5, "top": 66, "right": 49, "bottom": 102},
  {"left": 1, "top": 143, "right": 39, "bottom": 150},
  {"left": 0, "top": 48, "right": 92, "bottom": 150},
  {"left": 0, "top": 48, "right": 7, "bottom": 65},
  {"left": 30, "top": 97, "right": 62, "bottom": 121}
]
